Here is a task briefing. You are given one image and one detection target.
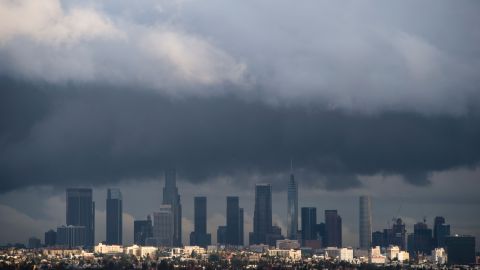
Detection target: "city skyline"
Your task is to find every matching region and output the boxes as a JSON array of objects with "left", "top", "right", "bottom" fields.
[
  {"left": 10, "top": 173, "right": 476, "bottom": 252},
  {"left": 0, "top": 171, "right": 479, "bottom": 250},
  {"left": 0, "top": 0, "right": 480, "bottom": 254}
]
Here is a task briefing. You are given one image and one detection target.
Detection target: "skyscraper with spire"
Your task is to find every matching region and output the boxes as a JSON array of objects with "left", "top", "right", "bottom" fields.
[
  {"left": 162, "top": 168, "right": 182, "bottom": 246},
  {"left": 287, "top": 160, "right": 298, "bottom": 240}
]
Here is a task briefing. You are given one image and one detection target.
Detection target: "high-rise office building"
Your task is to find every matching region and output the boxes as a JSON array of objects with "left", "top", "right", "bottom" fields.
[
  {"left": 217, "top": 226, "right": 227, "bottom": 245},
  {"left": 267, "top": 225, "right": 284, "bottom": 247},
  {"left": 287, "top": 163, "right": 298, "bottom": 240},
  {"left": 445, "top": 235, "right": 476, "bottom": 265},
  {"left": 28, "top": 237, "right": 41, "bottom": 249},
  {"left": 56, "top": 225, "right": 87, "bottom": 248},
  {"left": 382, "top": 218, "right": 407, "bottom": 250},
  {"left": 44, "top": 230, "right": 56, "bottom": 247},
  {"left": 190, "top": 196, "right": 211, "bottom": 247},
  {"left": 409, "top": 221, "right": 433, "bottom": 256},
  {"left": 325, "top": 210, "right": 342, "bottom": 247},
  {"left": 239, "top": 208, "right": 244, "bottom": 246},
  {"left": 106, "top": 188, "right": 122, "bottom": 245},
  {"left": 359, "top": 195, "right": 372, "bottom": 249},
  {"left": 162, "top": 169, "right": 182, "bottom": 246},
  {"left": 433, "top": 216, "right": 450, "bottom": 248},
  {"left": 249, "top": 184, "right": 273, "bottom": 245},
  {"left": 226, "top": 196, "right": 241, "bottom": 245},
  {"left": 66, "top": 188, "right": 95, "bottom": 247},
  {"left": 153, "top": 205, "right": 174, "bottom": 247},
  {"left": 134, "top": 215, "right": 153, "bottom": 245},
  {"left": 316, "top": 223, "right": 326, "bottom": 245},
  {"left": 301, "top": 207, "right": 317, "bottom": 244},
  {"left": 372, "top": 231, "right": 383, "bottom": 247}
]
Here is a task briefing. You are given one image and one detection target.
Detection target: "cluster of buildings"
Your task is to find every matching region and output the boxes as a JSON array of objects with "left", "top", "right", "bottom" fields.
[{"left": 15, "top": 167, "right": 478, "bottom": 267}]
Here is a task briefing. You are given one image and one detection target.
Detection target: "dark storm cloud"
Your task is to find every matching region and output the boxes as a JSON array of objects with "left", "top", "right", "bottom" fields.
[
  {"left": 1, "top": 0, "right": 480, "bottom": 192},
  {"left": 1, "top": 78, "right": 479, "bottom": 192}
]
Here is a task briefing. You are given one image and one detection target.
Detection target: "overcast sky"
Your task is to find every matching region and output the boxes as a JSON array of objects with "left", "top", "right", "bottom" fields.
[{"left": 0, "top": 0, "right": 479, "bottom": 249}]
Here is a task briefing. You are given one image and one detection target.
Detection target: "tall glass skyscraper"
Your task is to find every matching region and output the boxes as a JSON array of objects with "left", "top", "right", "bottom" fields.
[
  {"left": 106, "top": 188, "right": 122, "bottom": 245},
  {"left": 359, "top": 195, "right": 372, "bottom": 249},
  {"left": 301, "top": 207, "right": 317, "bottom": 243},
  {"left": 433, "top": 216, "right": 450, "bottom": 248},
  {"left": 66, "top": 188, "right": 95, "bottom": 247},
  {"left": 226, "top": 196, "right": 241, "bottom": 245},
  {"left": 325, "top": 210, "right": 342, "bottom": 248},
  {"left": 249, "top": 184, "right": 272, "bottom": 245},
  {"left": 287, "top": 163, "right": 298, "bottom": 240},
  {"left": 190, "top": 196, "right": 211, "bottom": 247},
  {"left": 134, "top": 215, "right": 152, "bottom": 245},
  {"left": 162, "top": 169, "right": 182, "bottom": 246},
  {"left": 153, "top": 205, "right": 174, "bottom": 247}
]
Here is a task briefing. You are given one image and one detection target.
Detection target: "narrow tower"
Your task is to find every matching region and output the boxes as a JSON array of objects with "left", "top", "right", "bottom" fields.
[
  {"left": 106, "top": 188, "right": 122, "bottom": 245},
  {"left": 162, "top": 168, "right": 182, "bottom": 246},
  {"left": 287, "top": 160, "right": 298, "bottom": 239},
  {"left": 359, "top": 195, "right": 372, "bottom": 249}
]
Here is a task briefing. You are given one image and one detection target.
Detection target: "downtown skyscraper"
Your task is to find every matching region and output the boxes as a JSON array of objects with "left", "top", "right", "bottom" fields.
[
  {"left": 287, "top": 162, "right": 298, "bottom": 240},
  {"left": 249, "top": 184, "right": 272, "bottom": 245},
  {"left": 190, "top": 196, "right": 211, "bottom": 247},
  {"left": 359, "top": 195, "right": 372, "bottom": 249},
  {"left": 301, "top": 207, "right": 317, "bottom": 243},
  {"left": 226, "top": 196, "right": 241, "bottom": 246},
  {"left": 106, "top": 188, "right": 122, "bottom": 245},
  {"left": 134, "top": 215, "right": 153, "bottom": 246},
  {"left": 153, "top": 205, "right": 174, "bottom": 247},
  {"left": 66, "top": 188, "right": 95, "bottom": 247},
  {"left": 162, "top": 169, "right": 182, "bottom": 246},
  {"left": 325, "top": 210, "right": 342, "bottom": 248}
]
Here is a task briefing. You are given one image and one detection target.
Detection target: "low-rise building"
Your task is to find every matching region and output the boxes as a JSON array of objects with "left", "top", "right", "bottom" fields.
[
  {"left": 324, "top": 247, "right": 354, "bottom": 262},
  {"left": 369, "top": 246, "right": 386, "bottom": 264},
  {"left": 125, "top": 245, "right": 157, "bottom": 259},
  {"left": 268, "top": 249, "right": 301, "bottom": 261},
  {"left": 353, "top": 249, "right": 369, "bottom": 263},
  {"left": 276, "top": 239, "right": 300, "bottom": 250},
  {"left": 431, "top": 248, "right": 447, "bottom": 265},
  {"left": 94, "top": 243, "right": 123, "bottom": 254},
  {"left": 249, "top": 244, "right": 269, "bottom": 253}
]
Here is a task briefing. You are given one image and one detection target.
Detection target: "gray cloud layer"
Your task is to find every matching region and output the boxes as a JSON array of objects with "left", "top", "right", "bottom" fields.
[
  {"left": 1, "top": 0, "right": 480, "bottom": 192},
  {"left": 1, "top": 78, "right": 479, "bottom": 192}
]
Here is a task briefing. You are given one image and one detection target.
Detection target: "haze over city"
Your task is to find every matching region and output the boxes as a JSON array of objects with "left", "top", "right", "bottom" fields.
[{"left": 1, "top": 0, "right": 480, "bottom": 258}]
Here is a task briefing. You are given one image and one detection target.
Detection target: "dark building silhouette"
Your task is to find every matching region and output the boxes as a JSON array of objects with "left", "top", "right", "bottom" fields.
[
  {"left": 249, "top": 184, "right": 272, "bottom": 245},
  {"left": 190, "top": 196, "right": 211, "bottom": 247},
  {"left": 433, "top": 216, "right": 450, "bottom": 248},
  {"left": 409, "top": 221, "right": 433, "bottom": 257},
  {"left": 66, "top": 188, "right": 94, "bottom": 247},
  {"left": 315, "top": 223, "right": 326, "bottom": 246},
  {"left": 324, "top": 210, "right": 342, "bottom": 247},
  {"left": 56, "top": 225, "right": 87, "bottom": 248},
  {"left": 287, "top": 162, "right": 298, "bottom": 240},
  {"left": 226, "top": 196, "right": 241, "bottom": 245},
  {"left": 106, "top": 188, "right": 122, "bottom": 245},
  {"left": 28, "top": 237, "right": 41, "bottom": 249},
  {"left": 383, "top": 218, "right": 407, "bottom": 250},
  {"left": 44, "top": 230, "right": 56, "bottom": 247},
  {"left": 217, "top": 225, "right": 227, "bottom": 245},
  {"left": 162, "top": 169, "right": 182, "bottom": 246},
  {"left": 372, "top": 231, "right": 383, "bottom": 247},
  {"left": 239, "top": 208, "right": 244, "bottom": 246},
  {"left": 445, "top": 235, "right": 476, "bottom": 265},
  {"left": 266, "top": 225, "right": 284, "bottom": 247},
  {"left": 134, "top": 215, "right": 153, "bottom": 245},
  {"left": 301, "top": 207, "right": 317, "bottom": 244}
]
